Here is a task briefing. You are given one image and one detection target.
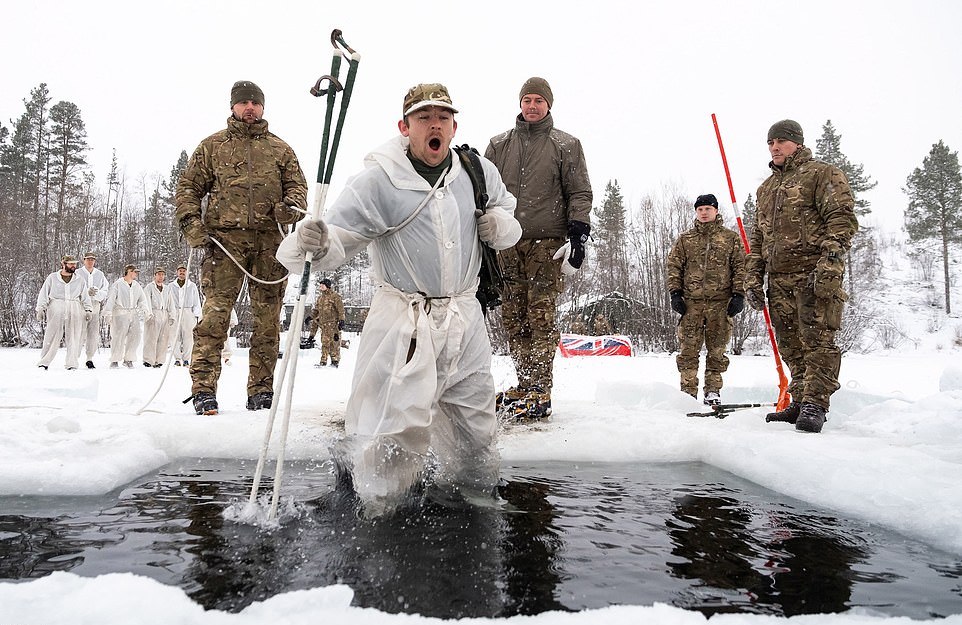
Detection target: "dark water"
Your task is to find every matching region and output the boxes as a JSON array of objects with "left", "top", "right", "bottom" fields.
[{"left": 1, "top": 459, "right": 960, "bottom": 619}]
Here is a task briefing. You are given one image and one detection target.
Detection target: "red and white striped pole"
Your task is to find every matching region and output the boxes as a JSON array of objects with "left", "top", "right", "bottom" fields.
[{"left": 711, "top": 113, "right": 791, "bottom": 411}]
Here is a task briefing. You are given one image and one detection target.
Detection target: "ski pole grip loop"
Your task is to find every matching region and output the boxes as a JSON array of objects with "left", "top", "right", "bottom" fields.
[{"left": 311, "top": 75, "right": 343, "bottom": 98}]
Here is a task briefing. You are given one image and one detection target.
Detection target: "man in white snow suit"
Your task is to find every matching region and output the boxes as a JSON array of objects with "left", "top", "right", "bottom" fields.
[
  {"left": 35, "top": 255, "right": 93, "bottom": 370},
  {"left": 104, "top": 264, "right": 152, "bottom": 368},
  {"left": 143, "top": 266, "right": 176, "bottom": 367},
  {"left": 485, "top": 77, "right": 593, "bottom": 420},
  {"left": 277, "top": 83, "right": 521, "bottom": 513},
  {"left": 75, "top": 251, "right": 109, "bottom": 368},
  {"left": 168, "top": 262, "right": 202, "bottom": 367}
]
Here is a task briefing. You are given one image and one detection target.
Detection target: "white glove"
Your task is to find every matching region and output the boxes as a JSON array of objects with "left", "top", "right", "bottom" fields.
[
  {"left": 296, "top": 219, "right": 330, "bottom": 256},
  {"left": 36, "top": 308, "right": 45, "bottom": 322},
  {"left": 475, "top": 209, "right": 499, "bottom": 245},
  {"left": 552, "top": 242, "right": 579, "bottom": 276}
]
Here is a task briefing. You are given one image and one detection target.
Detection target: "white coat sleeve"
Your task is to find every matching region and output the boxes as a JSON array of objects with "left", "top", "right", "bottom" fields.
[{"left": 480, "top": 157, "right": 521, "bottom": 250}]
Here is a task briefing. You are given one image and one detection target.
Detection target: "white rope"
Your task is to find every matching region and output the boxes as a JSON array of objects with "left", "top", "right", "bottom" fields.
[
  {"left": 209, "top": 224, "right": 292, "bottom": 286},
  {"left": 135, "top": 248, "right": 195, "bottom": 415}
]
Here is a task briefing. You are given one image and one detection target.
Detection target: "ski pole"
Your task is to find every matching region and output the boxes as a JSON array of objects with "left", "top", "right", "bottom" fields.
[
  {"left": 711, "top": 113, "right": 791, "bottom": 412},
  {"left": 249, "top": 30, "right": 360, "bottom": 520}
]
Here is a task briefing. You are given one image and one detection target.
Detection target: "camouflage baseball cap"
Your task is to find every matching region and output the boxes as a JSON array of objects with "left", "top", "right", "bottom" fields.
[
  {"left": 177, "top": 262, "right": 188, "bottom": 270},
  {"left": 402, "top": 83, "right": 458, "bottom": 116},
  {"left": 768, "top": 119, "right": 804, "bottom": 145},
  {"left": 83, "top": 251, "right": 97, "bottom": 260},
  {"left": 61, "top": 255, "right": 77, "bottom": 264},
  {"left": 231, "top": 80, "right": 265, "bottom": 107},
  {"left": 154, "top": 266, "right": 166, "bottom": 274}
]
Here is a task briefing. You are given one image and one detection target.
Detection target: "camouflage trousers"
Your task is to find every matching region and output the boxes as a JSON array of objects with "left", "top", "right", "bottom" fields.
[
  {"left": 315, "top": 320, "right": 340, "bottom": 364},
  {"left": 499, "top": 238, "right": 564, "bottom": 392},
  {"left": 191, "top": 229, "right": 287, "bottom": 397},
  {"left": 767, "top": 271, "right": 846, "bottom": 410},
  {"left": 676, "top": 300, "right": 732, "bottom": 397}
]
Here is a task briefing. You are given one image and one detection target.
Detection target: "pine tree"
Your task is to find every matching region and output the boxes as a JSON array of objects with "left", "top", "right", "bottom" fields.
[
  {"left": 816, "top": 120, "right": 879, "bottom": 298},
  {"left": 741, "top": 193, "right": 757, "bottom": 248},
  {"left": 815, "top": 120, "right": 877, "bottom": 217},
  {"left": 48, "top": 100, "right": 89, "bottom": 253},
  {"left": 157, "top": 150, "right": 188, "bottom": 268},
  {"left": 904, "top": 140, "right": 962, "bottom": 313},
  {"left": 593, "top": 179, "right": 629, "bottom": 295}
]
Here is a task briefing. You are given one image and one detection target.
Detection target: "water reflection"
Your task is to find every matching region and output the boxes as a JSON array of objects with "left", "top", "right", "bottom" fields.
[
  {"left": 0, "top": 461, "right": 959, "bottom": 619},
  {"left": 667, "top": 490, "right": 867, "bottom": 616}
]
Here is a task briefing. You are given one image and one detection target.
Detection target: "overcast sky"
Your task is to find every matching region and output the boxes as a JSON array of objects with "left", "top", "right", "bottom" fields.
[{"left": 5, "top": 0, "right": 962, "bottom": 234}]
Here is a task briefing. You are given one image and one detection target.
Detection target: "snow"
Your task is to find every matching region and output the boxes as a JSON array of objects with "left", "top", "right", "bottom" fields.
[{"left": 2, "top": 331, "right": 961, "bottom": 623}]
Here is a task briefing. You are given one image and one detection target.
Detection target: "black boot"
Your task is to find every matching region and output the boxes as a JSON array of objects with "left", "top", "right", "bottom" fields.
[
  {"left": 795, "top": 403, "right": 827, "bottom": 433},
  {"left": 192, "top": 392, "right": 219, "bottom": 416},
  {"left": 765, "top": 401, "right": 801, "bottom": 424},
  {"left": 247, "top": 391, "right": 273, "bottom": 411}
]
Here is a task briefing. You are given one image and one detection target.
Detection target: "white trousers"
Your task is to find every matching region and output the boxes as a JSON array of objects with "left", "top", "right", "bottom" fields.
[
  {"left": 345, "top": 286, "right": 499, "bottom": 507},
  {"left": 38, "top": 300, "right": 85, "bottom": 369}
]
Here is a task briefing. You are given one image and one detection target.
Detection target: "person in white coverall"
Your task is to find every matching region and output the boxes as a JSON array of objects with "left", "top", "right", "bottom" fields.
[
  {"left": 277, "top": 83, "right": 521, "bottom": 510},
  {"left": 35, "top": 255, "right": 93, "bottom": 370},
  {"left": 75, "top": 251, "right": 109, "bottom": 369},
  {"left": 143, "top": 266, "right": 176, "bottom": 367},
  {"left": 168, "top": 262, "right": 202, "bottom": 366},
  {"left": 221, "top": 307, "right": 239, "bottom": 364},
  {"left": 104, "top": 264, "right": 152, "bottom": 368}
]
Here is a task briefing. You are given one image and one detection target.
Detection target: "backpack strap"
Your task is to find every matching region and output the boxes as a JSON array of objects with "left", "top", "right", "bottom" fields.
[
  {"left": 453, "top": 144, "right": 489, "bottom": 212},
  {"left": 453, "top": 144, "right": 506, "bottom": 313}
]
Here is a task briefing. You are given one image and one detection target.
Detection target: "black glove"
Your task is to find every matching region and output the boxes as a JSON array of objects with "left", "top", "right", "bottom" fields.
[
  {"left": 670, "top": 290, "right": 686, "bottom": 315},
  {"left": 338, "top": 320, "right": 345, "bottom": 330},
  {"left": 727, "top": 293, "right": 745, "bottom": 317},
  {"left": 567, "top": 221, "right": 590, "bottom": 269}
]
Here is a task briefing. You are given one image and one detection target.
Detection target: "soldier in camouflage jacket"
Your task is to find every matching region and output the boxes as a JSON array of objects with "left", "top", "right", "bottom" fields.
[
  {"left": 484, "top": 77, "right": 592, "bottom": 417},
  {"left": 666, "top": 194, "right": 746, "bottom": 403},
  {"left": 745, "top": 120, "right": 858, "bottom": 433},
  {"left": 175, "top": 80, "right": 308, "bottom": 415}
]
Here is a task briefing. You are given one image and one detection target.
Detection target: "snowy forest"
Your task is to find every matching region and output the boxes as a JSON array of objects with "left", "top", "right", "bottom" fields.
[{"left": 2, "top": 82, "right": 961, "bottom": 352}]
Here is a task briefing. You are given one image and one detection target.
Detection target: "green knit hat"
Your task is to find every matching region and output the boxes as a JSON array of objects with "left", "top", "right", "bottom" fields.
[
  {"left": 519, "top": 77, "right": 553, "bottom": 109},
  {"left": 767, "top": 119, "right": 804, "bottom": 144},
  {"left": 231, "top": 80, "right": 265, "bottom": 107}
]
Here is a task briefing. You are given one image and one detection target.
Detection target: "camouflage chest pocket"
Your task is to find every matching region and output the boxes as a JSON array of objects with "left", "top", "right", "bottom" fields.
[{"left": 774, "top": 184, "right": 807, "bottom": 249}]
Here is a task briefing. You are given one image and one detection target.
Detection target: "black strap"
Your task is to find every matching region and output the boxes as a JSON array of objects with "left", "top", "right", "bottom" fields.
[{"left": 453, "top": 144, "right": 505, "bottom": 313}]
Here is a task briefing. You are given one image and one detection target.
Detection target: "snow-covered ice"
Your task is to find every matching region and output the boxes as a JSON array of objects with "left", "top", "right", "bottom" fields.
[{"left": 1, "top": 340, "right": 961, "bottom": 624}]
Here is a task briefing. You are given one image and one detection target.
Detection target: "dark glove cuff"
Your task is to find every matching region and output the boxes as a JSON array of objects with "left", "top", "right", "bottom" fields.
[{"left": 568, "top": 220, "right": 591, "bottom": 241}]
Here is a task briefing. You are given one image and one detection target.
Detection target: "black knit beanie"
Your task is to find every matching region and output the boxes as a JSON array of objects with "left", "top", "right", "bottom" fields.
[{"left": 694, "top": 194, "right": 719, "bottom": 209}]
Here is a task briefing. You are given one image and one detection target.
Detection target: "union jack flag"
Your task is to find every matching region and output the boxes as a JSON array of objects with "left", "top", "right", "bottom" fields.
[{"left": 558, "top": 333, "right": 633, "bottom": 357}]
